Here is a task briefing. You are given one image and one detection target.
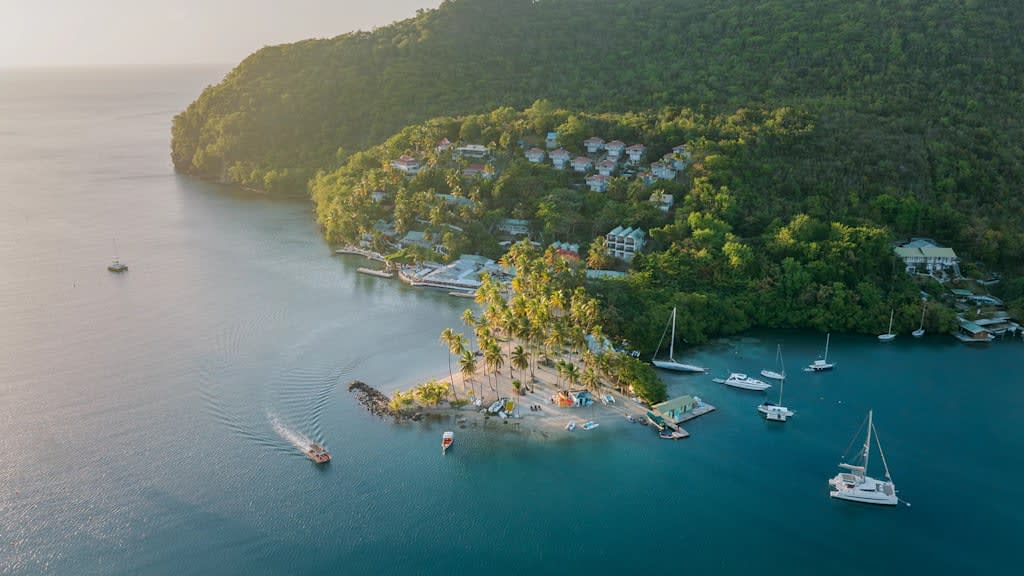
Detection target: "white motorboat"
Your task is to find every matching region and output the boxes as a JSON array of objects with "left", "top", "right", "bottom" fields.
[
  {"left": 107, "top": 240, "right": 127, "bottom": 272},
  {"left": 441, "top": 431, "right": 454, "bottom": 454},
  {"left": 565, "top": 420, "right": 577, "bottom": 431},
  {"left": 878, "top": 309, "right": 896, "bottom": 342},
  {"left": 722, "top": 373, "right": 771, "bottom": 391},
  {"left": 581, "top": 420, "right": 599, "bottom": 431},
  {"left": 805, "top": 333, "right": 835, "bottom": 372},
  {"left": 760, "top": 344, "right": 786, "bottom": 380},
  {"left": 829, "top": 410, "right": 899, "bottom": 506},
  {"left": 651, "top": 307, "right": 706, "bottom": 373}
]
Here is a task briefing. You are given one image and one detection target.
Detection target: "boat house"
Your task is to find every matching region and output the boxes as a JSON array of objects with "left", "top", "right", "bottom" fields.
[{"left": 651, "top": 395, "right": 705, "bottom": 425}]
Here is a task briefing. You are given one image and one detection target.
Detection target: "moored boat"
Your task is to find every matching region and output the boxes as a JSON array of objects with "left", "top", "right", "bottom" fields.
[
  {"left": 441, "top": 431, "right": 454, "bottom": 453},
  {"left": 305, "top": 443, "right": 331, "bottom": 464},
  {"left": 828, "top": 410, "right": 899, "bottom": 506},
  {"left": 565, "top": 420, "right": 577, "bottom": 431},
  {"left": 760, "top": 344, "right": 786, "bottom": 380},
  {"left": 107, "top": 259, "right": 128, "bottom": 273},
  {"left": 722, "top": 373, "right": 771, "bottom": 391},
  {"left": 651, "top": 307, "right": 706, "bottom": 373},
  {"left": 581, "top": 420, "right": 599, "bottom": 431},
  {"left": 805, "top": 333, "right": 835, "bottom": 372},
  {"left": 878, "top": 309, "right": 896, "bottom": 342}
]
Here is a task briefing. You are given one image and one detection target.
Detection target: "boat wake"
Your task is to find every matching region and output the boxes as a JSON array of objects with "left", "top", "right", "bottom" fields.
[{"left": 269, "top": 413, "right": 313, "bottom": 453}]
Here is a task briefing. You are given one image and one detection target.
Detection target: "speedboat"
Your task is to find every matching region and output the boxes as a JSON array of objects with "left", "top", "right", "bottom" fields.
[
  {"left": 581, "top": 420, "right": 599, "bottom": 431},
  {"left": 305, "top": 443, "right": 331, "bottom": 464},
  {"left": 721, "top": 373, "right": 771, "bottom": 391},
  {"left": 108, "top": 259, "right": 128, "bottom": 272},
  {"left": 441, "top": 431, "right": 454, "bottom": 454},
  {"left": 565, "top": 420, "right": 577, "bottom": 431}
]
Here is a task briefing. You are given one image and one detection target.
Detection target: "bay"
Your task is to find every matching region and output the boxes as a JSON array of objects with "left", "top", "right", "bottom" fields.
[{"left": 0, "top": 67, "right": 1019, "bottom": 575}]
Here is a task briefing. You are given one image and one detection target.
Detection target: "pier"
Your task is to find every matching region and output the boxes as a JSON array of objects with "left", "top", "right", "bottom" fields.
[{"left": 357, "top": 267, "right": 394, "bottom": 278}]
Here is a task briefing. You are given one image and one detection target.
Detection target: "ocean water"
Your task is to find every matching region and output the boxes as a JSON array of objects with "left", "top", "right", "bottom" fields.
[{"left": 0, "top": 67, "right": 1021, "bottom": 575}]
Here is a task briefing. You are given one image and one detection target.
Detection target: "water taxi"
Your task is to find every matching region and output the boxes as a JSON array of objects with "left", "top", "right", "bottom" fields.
[
  {"left": 442, "top": 431, "right": 454, "bottom": 453},
  {"left": 305, "top": 443, "right": 331, "bottom": 464},
  {"left": 108, "top": 259, "right": 128, "bottom": 272}
]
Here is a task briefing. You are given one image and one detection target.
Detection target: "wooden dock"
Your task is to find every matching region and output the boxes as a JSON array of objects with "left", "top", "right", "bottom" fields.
[
  {"left": 675, "top": 404, "right": 716, "bottom": 423},
  {"left": 357, "top": 267, "right": 393, "bottom": 278}
]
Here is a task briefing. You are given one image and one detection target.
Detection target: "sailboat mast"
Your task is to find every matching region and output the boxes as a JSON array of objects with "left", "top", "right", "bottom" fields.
[
  {"left": 863, "top": 410, "right": 873, "bottom": 475},
  {"left": 887, "top": 310, "right": 894, "bottom": 334},
  {"left": 778, "top": 349, "right": 785, "bottom": 403},
  {"left": 668, "top": 307, "right": 676, "bottom": 360},
  {"left": 919, "top": 303, "right": 926, "bottom": 330},
  {"left": 824, "top": 333, "right": 830, "bottom": 362}
]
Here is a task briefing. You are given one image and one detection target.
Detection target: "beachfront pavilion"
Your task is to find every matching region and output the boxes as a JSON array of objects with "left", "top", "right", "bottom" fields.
[{"left": 651, "top": 395, "right": 701, "bottom": 424}]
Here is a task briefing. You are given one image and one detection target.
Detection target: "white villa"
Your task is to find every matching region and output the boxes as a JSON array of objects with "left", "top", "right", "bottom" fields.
[
  {"left": 498, "top": 218, "right": 531, "bottom": 236},
  {"left": 894, "top": 239, "right": 960, "bottom": 276},
  {"left": 586, "top": 174, "right": 609, "bottom": 192},
  {"left": 636, "top": 171, "right": 655, "bottom": 186},
  {"left": 525, "top": 147, "right": 546, "bottom": 163},
  {"left": 597, "top": 159, "right": 617, "bottom": 176},
  {"left": 546, "top": 131, "right": 559, "bottom": 149},
  {"left": 390, "top": 155, "right": 421, "bottom": 175},
  {"left": 605, "top": 140, "right": 626, "bottom": 159},
  {"left": 455, "top": 144, "right": 490, "bottom": 158},
  {"left": 462, "top": 163, "right": 494, "bottom": 179},
  {"left": 605, "top": 226, "right": 646, "bottom": 262},
  {"left": 571, "top": 156, "right": 594, "bottom": 173},
  {"left": 584, "top": 137, "right": 605, "bottom": 154},
  {"left": 549, "top": 148, "right": 571, "bottom": 170},
  {"left": 650, "top": 192, "right": 674, "bottom": 212},
  {"left": 625, "top": 144, "right": 646, "bottom": 164}
]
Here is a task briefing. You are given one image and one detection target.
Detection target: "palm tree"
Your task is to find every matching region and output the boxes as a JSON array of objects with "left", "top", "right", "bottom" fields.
[
  {"left": 511, "top": 345, "right": 530, "bottom": 389},
  {"left": 484, "top": 341, "right": 504, "bottom": 400},
  {"left": 459, "top": 349, "right": 478, "bottom": 401},
  {"left": 439, "top": 328, "right": 461, "bottom": 400},
  {"left": 563, "top": 362, "right": 581, "bottom": 390},
  {"left": 461, "top": 309, "right": 478, "bottom": 353}
]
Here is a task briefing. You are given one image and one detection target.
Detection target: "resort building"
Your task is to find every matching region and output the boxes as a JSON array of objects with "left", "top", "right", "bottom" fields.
[
  {"left": 546, "top": 132, "right": 559, "bottom": 149},
  {"left": 649, "top": 192, "right": 674, "bottom": 212},
  {"left": 605, "top": 225, "right": 646, "bottom": 262},
  {"left": 549, "top": 148, "right": 571, "bottom": 170},
  {"left": 584, "top": 137, "right": 605, "bottom": 154},
  {"left": 651, "top": 395, "right": 707, "bottom": 425},
  {"left": 605, "top": 140, "right": 626, "bottom": 159},
  {"left": 498, "top": 218, "right": 531, "bottom": 236},
  {"left": 524, "top": 147, "right": 546, "bottom": 163},
  {"left": 571, "top": 156, "right": 594, "bottom": 173},
  {"left": 625, "top": 144, "right": 646, "bottom": 164},
  {"left": 597, "top": 159, "right": 617, "bottom": 176},
  {"left": 586, "top": 174, "right": 609, "bottom": 192},
  {"left": 893, "top": 238, "right": 960, "bottom": 276},
  {"left": 455, "top": 144, "right": 490, "bottom": 159},
  {"left": 390, "top": 155, "right": 421, "bottom": 175},
  {"left": 636, "top": 171, "right": 655, "bottom": 186},
  {"left": 663, "top": 151, "right": 687, "bottom": 171}
]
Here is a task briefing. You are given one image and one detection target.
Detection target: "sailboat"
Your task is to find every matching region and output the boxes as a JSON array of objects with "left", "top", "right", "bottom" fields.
[
  {"left": 878, "top": 309, "right": 896, "bottom": 342},
  {"left": 107, "top": 239, "right": 127, "bottom": 273},
  {"left": 651, "top": 307, "right": 705, "bottom": 373},
  {"left": 758, "top": 354, "right": 793, "bottom": 421},
  {"left": 805, "top": 333, "right": 835, "bottom": 372},
  {"left": 760, "top": 344, "right": 786, "bottom": 380},
  {"left": 912, "top": 301, "right": 926, "bottom": 338},
  {"left": 828, "top": 410, "right": 899, "bottom": 506}
]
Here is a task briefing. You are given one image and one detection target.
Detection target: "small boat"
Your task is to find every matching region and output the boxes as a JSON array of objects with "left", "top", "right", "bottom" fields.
[
  {"left": 878, "top": 309, "right": 896, "bottom": 342},
  {"left": 912, "top": 301, "right": 926, "bottom": 338},
  {"left": 760, "top": 344, "right": 786, "bottom": 380},
  {"left": 722, "top": 373, "right": 771, "bottom": 391},
  {"left": 659, "top": 430, "right": 676, "bottom": 439},
  {"left": 305, "top": 443, "right": 331, "bottom": 464},
  {"left": 805, "top": 333, "right": 835, "bottom": 372},
  {"left": 651, "top": 307, "right": 706, "bottom": 373},
  {"left": 829, "top": 410, "right": 899, "bottom": 506},
  {"left": 441, "top": 431, "right": 454, "bottom": 454},
  {"left": 581, "top": 420, "right": 599, "bottom": 431},
  {"left": 565, "top": 420, "right": 577, "bottom": 431},
  {"left": 108, "top": 239, "right": 128, "bottom": 272}
]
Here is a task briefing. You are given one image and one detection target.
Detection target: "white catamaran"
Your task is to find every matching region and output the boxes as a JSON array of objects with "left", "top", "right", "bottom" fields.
[
  {"left": 652, "top": 307, "right": 705, "bottom": 373},
  {"left": 806, "top": 333, "right": 835, "bottom": 372},
  {"left": 828, "top": 410, "right": 899, "bottom": 506}
]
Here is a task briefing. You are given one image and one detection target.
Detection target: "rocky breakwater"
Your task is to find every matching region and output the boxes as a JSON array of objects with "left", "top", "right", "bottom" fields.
[{"left": 348, "top": 381, "right": 419, "bottom": 421}]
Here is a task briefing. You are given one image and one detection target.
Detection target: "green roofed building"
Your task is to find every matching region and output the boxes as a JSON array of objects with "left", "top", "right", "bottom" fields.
[{"left": 652, "top": 395, "right": 702, "bottom": 424}]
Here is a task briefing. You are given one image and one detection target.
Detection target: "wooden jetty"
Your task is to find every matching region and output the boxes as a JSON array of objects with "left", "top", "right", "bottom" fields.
[
  {"left": 335, "top": 246, "right": 386, "bottom": 262},
  {"left": 357, "top": 267, "right": 393, "bottom": 278}
]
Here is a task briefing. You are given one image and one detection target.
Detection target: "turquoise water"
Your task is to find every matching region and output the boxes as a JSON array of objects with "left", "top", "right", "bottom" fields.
[{"left": 1, "top": 67, "right": 1020, "bottom": 575}]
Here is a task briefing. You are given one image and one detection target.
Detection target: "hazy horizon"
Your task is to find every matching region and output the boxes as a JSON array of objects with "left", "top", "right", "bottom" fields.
[{"left": 0, "top": 0, "right": 443, "bottom": 69}]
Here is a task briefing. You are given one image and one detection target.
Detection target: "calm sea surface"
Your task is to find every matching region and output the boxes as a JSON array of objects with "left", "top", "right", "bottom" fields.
[{"left": 0, "top": 67, "right": 1020, "bottom": 575}]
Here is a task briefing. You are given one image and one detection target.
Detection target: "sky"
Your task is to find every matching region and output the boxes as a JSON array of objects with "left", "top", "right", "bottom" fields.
[{"left": 0, "top": 0, "right": 444, "bottom": 68}]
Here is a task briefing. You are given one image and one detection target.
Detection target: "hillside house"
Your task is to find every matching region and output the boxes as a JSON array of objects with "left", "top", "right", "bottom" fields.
[
  {"left": 584, "top": 137, "right": 605, "bottom": 154},
  {"left": 649, "top": 192, "right": 674, "bottom": 212},
  {"left": 549, "top": 148, "right": 571, "bottom": 170},
  {"left": 436, "top": 138, "right": 452, "bottom": 154},
  {"left": 546, "top": 131, "right": 559, "bottom": 149},
  {"left": 550, "top": 241, "right": 580, "bottom": 260},
  {"left": 390, "top": 155, "right": 421, "bottom": 175},
  {"left": 650, "top": 161, "right": 676, "bottom": 180},
  {"left": 525, "top": 147, "right": 546, "bottom": 163},
  {"left": 597, "top": 159, "right": 617, "bottom": 176},
  {"left": 455, "top": 144, "right": 490, "bottom": 159},
  {"left": 462, "top": 163, "right": 494, "bottom": 179},
  {"left": 605, "top": 140, "right": 626, "bottom": 159},
  {"left": 636, "top": 171, "right": 655, "bottom": 186},
  {"left": 572, "top": 156, "right": 594, "bottom": 173},
  {"left": 586, "top": 174, "right": 609, "bottom": 192},
  {"left": 498, "top": 218, "right": 531, "bottom": 236},
  {"left": 893, "top": 239, "right": 960, "bottom": 276},
  {"left": 625, "top": 144, "right": 646, "bottom": 164}
]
